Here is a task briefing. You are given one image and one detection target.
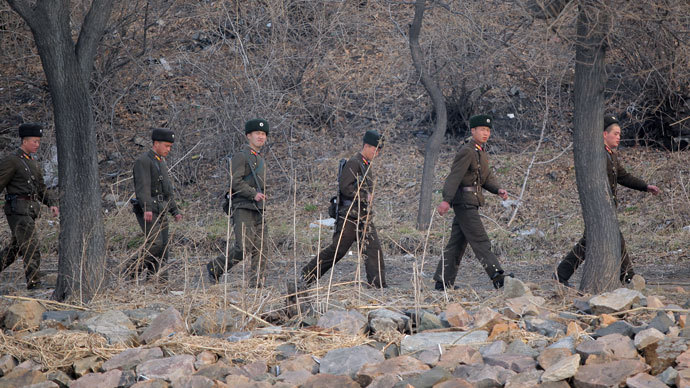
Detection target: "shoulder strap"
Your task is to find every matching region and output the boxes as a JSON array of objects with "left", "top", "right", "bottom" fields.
[
  {"left": 243, "top": 149, "right": 263, "bottom": 194},
  {"left": 17, "top": 156, "right": 39, "bottom": 194}
]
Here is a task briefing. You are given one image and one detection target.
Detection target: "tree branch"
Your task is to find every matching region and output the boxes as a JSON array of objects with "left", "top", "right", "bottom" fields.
[
  {"left": 76, "top": 0, "right": 115, "bottom": 78},
  {"left": 5, "top": 0, "right": 36, "bottom": 26}
]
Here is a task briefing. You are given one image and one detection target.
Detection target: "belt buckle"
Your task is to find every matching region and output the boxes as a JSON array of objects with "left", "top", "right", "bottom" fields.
[{"left": 157, "top": 194, "right": 165, "bottom": 201}]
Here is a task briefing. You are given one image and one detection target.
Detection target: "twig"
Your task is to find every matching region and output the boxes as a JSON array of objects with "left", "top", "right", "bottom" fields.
[{"left": 1, "top": 295, "right": 90, "bottom": 311}]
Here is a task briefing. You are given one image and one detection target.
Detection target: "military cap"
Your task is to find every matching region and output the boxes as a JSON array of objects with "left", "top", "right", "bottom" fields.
[
  {"left": 469, "top": 114, "right": 492, "bottom": 129},
  {"left": 604, "top": 115, "right": 619, "bottom": 130},
  {"left": 245, "top": 118, "right": 269, "bottom": 135},
  {"left": 18, "top": 123, "right": 43, "bottom": 138},
  {"left": 151, "top": 128, "right": 175, "bottom": 143},
  {"left": 363, "top": 129, "right": 383, "bottom": 148}
]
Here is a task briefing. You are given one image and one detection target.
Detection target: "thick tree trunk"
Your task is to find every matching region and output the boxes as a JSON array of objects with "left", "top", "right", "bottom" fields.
[
  {"left": 572, "top": 0, "right": 620, "bottom": 293},
  {"left": 409, "top": 0, "right": 448, "bottom": 230}
]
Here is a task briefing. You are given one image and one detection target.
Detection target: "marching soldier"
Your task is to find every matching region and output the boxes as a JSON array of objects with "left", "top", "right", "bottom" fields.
[
  {"left": 207, "top": 119, "right": 269, "bottom": 287},
  {"left": 0, "top": 123, "right": 59, "bottom": 289},
  {"left": 130, "top": 128, "right": 182, "bottom": 280},
  {"left": 290, "top": 129, "right": 387, "bottom": 302},
  {"left": 555, "top": 115, "right": 660, "bottom": 286},
  {"left": 434, "top": 115, "right": 511, "bottom": 290}
]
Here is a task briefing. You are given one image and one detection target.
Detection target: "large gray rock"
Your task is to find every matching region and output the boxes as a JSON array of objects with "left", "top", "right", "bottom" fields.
[
  {"left": 70, "top": 370, "right": 122, "bottom": 388},
  {"left": 633, "top": 327, "right": 665, "bottom": 350},
  {"left": 596, "top": 333, "right": 639, "bottom": 360},
  {"left": 537, "top": 348, "right": 572, "bottom": 370},
  {"left": 102, "top": 347, "right": 164, "bottom": 371},
  {"left": 504, "top": 296, "right": 543, "bottom": 319},
  {"left": 453, "top": 363, "right": 516, "bottom": 387},
  {"left": 355, "top": 355, "right": 430, "bottom": 386},
  {"left": 398, "top": 366, "right": 453, "bottom": 388},
  {"left": 317, "top": 310, "right": 368, "bottom": 336},
  {"left": 42, "top": 310, "right": 79, "bottom": 327},
  {"left": 276, "top": 369, "right": 312, "bottom": 386},
  {"left": 480, "top": 340, "right": 507, "bottom": 357},
  {"left": 588, "top": 288, "right": 644, "bottom": 314},
  {"left": 0, "top": 355, "right": 17, "bottom": 377},
  {"left": 0, "top": 368, "right": 46, "bottom": 388},
  {"left": 84, "top": 310, "right": 137, "bottom": 345},
  {"left": 642, "top": 337, "right": 688, "bottom": 375},
  {"left": 647, "top": 311, "right": 674, "bottom": 334},
  {"left": 657, "top": 367, "right": 678, "bottom": 386},
  {"left": 170, "top": 375, "right": 215, "bottom": 388},
  {"left": 503, "top": 277, "right": 532, "bottom": 298},
  {"left": 444, "top": 303, "right": 473, "bottom": 329},
  {"left": 401, "top": 330, "right": 488, "bottom": 354},
  {"left": 437, "top": 345, "right": 484, "bottom": 369},
  {"left": 504, "top": 370, "right": 542, "bottom": 388},
  {"left": 625, "top": 372, "right": 668, "bottom": 388},
  {"left": 483, "top": 354, "right": 536, "bottom": 373},
  {"left": 523, "top": 316, "right": 565, "bottom": 338},
  {"left": 136, "top": 355, "right": 195, "bottom": 381},
  {"left": 300, "top": 373, "right": 360, "bottom": 388},
  {"left": 506, "top": 340, "right": 539, "bottom": 358},
  {"left": 190, "top": 310, "right": 234, "bottom": 335},
  {"left": 319, "top": 345, "right": 384, "bottom": 379},
  {"left": 368, "top": 309, "right": 410, "bottom": 333},
  {"left": 573, "top": 359, "right": 649, "bottom": 388},
  {"left": 3, "top": 301, "right": 46, "bottom": 330},
  {"left": 139, "top": 307, "right": 187, "bottom": 344},
  {"left": 278, "top": 354, "right": 318, "bottom": 374},
  {"left": 541, "top": 354, "right": 580, "bottom": 382},
  {"left": 594, "top": 320, "right": 635, "bottom": 338},
  {"left": 548, "top": 336, "right": 576, "bottom": 352},
  {"left": 417, "top": 311, "right": 444, "bottom": 332}
]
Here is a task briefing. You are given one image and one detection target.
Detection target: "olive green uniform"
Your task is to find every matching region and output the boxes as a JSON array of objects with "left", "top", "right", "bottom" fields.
[
  {"left": 556, "top": 146, "right": 648, "bottom": 283},
  {"left": 301, "top": 152, "right": 386, "bottom": 288},
  {"left": 131, "top": 149, "right": 180, "bottom": 277},
  {"left": 0, "top": 149, "right": 57, "bottom": 285},
  {"left": 434, "top": 140, "right": 505, "bottom": 287},
  {"left": 208, "top": 146, "right": 267, "bottom": 285}
]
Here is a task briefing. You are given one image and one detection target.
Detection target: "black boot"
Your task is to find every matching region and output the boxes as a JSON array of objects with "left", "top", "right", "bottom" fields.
[
  {"left": 491, "top": 271, "right": 514, "bottom": 289},
  {"left": 434, "top": 281, "right": 459, "bottom": 291},
  {"left": 552, "top": 272, "right": 571, "bottom": 288}
]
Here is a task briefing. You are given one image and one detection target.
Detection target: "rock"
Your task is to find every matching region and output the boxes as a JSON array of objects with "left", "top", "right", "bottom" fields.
[
  {"left": 319, "top": 345, "right": 384, "bottom": 379},
  {"left": 170, "top": 375, "right": 215, "bottom": 388},
  {"left": 384, "top": 343, "right": 399, "bottom": 359},
  {"left": 573, "top": 359, "right": 649, "bottom": 388},
  {"left": 625, "top": 372, "right": 668, "bottom": 388},
  {"left": 317, "top": 310, "right": 368, "bottom": 336},
  {"left": 633, "top": 328, "right": 665, "bottom": 350},
  {"left": 506, "top": 340, "right": 539, "bottom": 358},
  {"left": 0, "top": 368, "right": 46, "bottom": 388},
  {"left": 191, "top": 310, "right": 235, "bottom": 335},
  {"left": 84, "top": 310, "right": 137, "bottom": 345},
  {"left": 42, "top": 310, "right": 79, "bottom": 327},
  {"left": 136, "top": 355, "right": 195, "bottom": 381},
  {"left": 483, "top": 354, "right": 536, "bottom": 373},
  {"left": 241, "top": 360, "right": 268, "bottom": 380},
  {"left": 417, "top": 311, "right": 444, "bottom": 332},
  {"left": 355, "top": 355, "right": 430, "bottom": 386},
  {"left": 400, "top": 331, "right": 488, "bottom": 354},
  {"left": 677, "top": 368, "right": 690, "bottom": 388},
  {"left": 130, "top": 380, "right": 170, "bottom": 388},
  {"left": 566, "top": 321, "right": 584, "bottom": 337},
  {"left": 596, "top": 333, "right": 639, "bottom": 360},
  {"left": 140, "top": 307, "right": 187, "bottom": 344},
  {"left": 489, "top": 322, "right": 518, "bottom": 341},
  {"left": 473, "top": 307, "right": 502, "bottom": 330},
  {"left": 588, "top": 288, "right": 644, "bottom": 314},
  {"left": 680, "top": 314, "right": 687, "bottom": 328},
  {"left": 523, "top": 316, "right": 565, "bottom": 338},
  {"left": 103, "top": 347, "right": 164, "bottom": 371},
  {"left": 573, "top": 299, "right": 592, "bottom": 314},
  {"left": 630, "top": 274, "right": 646, "bottom": 291},
  {"left": 410, "top": 346, "right": 441, "bottom": 366},
  {"left": 3, "top": 301, "right": 46, "bottom": 330},
  {"left": 453, "top": 363, "right": 516, "bottom": 387},
  {"left": 437, "top": 345, "right": 484, "bottom": 369},
  {"left": 73, "top": 356, "right": 102, "bottom": 377},
  {"left": 548, "top": 336, "right": 576, "bottom": 352},
  {"left": 276, "top": 369, "right": 312, "bottom": 385},
  {"left": 70, "top": 370, "right": 122, "bottom": 388},
  {"left": 537, "top": 348, "right": 572, "bottom": 370},
  {"left": 14, "top": 359, "right": 41, "bottom": 371},
  {"left": 225, "top": 331, "right": 252, "bottom": 342},
  {"left": 300, "top": 373, "right": 359, "bottom": 388},
  {"left": 503, "top": 277, "right": 532, "bottom": 298},
  {"left": 599, "top": 314, "right": 617, "bottom": 326},
  {"left": 648, "top": 311, "right": 674, "bottom": 334},
  {"left": 445, "top": 303, "right": 473, "bottom": 329},
  {"left": 503, "top": 369, "right": 542, "bottom": 388},
  {"left": 658, "top": 367, "right": 678, "bottom": 386},
  {"left": 398, "top": 366, "right": 452, "bottom": 387},
  {"left": 676, "top": 348, "right": 690, "bottom": 369},
  {"left": 504, "top": 296, "right": 543, "bottom": 318},
  {"left": 646, "top": 296, "right": 664, "bottom": 309},
  {"left": 594, "top": 320, "right": 635, "bottom": 338},
  {"left": 123, "top": 308, "right": 165, "bottom": 327},
  {"left": 45, "top": 370, "right": 72, "bottom": 387},
  {"left": 368, "top": 309, "right": 410, "bottom": 333},
  {"left": 194, "top": 351, "right": 217, "bottom": 369},
  {"left": 278, "top": 354, "right": 318, "bottom": 374},
  {"left": 480, "top": 340, "right": 507, "bottom": 357},
  {"left": 21, "top": 382, "right": 58, "bottom": 388},
  {"left": 642, "top": 337, "right": 688, "bottom": 374},
  {"left": 193, "top": 361, "right": 234, "bottom": 381},
  {"left": 433, "top": 378, "right": 474, "bottom": 388},
  {"left": 0, "top": 355, "right": 17, "bottom": 377},
  {"left": 275, "top": 343, "right": 301, "bottom": 361},
  {"left": 541, "top": 354, "right": 580, "bottom": 382}
]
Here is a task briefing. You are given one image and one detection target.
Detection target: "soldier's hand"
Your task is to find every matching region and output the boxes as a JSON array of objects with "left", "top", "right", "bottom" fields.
[
  {"left": 144, "top": 211, "right": 153, "bottom": 222},
  {"left": 437, "top": 201, "right": 450, "bottom": 216},
  {"left": 50, "top": 206, "right": 59, "bottom": 217},
  {"left": 498, "top": 189, "right": 509, "bottom": 200},
  {"left": 174, "top": 214, "right": 182, "bottom": 222},
  {"left": 367, "top": 193, "right": 373, "bottom": 203},
  {"left": 647, "top": 185, "right": 660, "bottom": 195},
  {"left": 254, "top": 192, "right": 266, "bottom": 202}
]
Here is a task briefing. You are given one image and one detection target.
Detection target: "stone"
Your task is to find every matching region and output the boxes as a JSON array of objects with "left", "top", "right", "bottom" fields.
[
  {"left": 317, "top": 310, "right": 368, "bottom": 336},
  {"left": 300, "top": 373, "right": 359, "bottom": 388},
  {"left": 437, "top": 345, "right": 483, "bottom": 369},
  {"left": 538, "top": 348, "right": 572, "bottom": 370},
  {"left": 0, "top": 368, "right": 46, "bottom": 388},
  {"left": 433, "top": 378, "right": 474, "bottom": 388},
  {"left": 73, "top": 356, "right": 102, "bottom": 377},
  {"left": 398, "top": 366, "right": 452, "bottom": 387},
  {"left": 506, "top": 340, "right": 539, "bottom": 358},
  {"left": 677, "top": 369, "right": 690, "bottom": 388},
  {"left": 643, "top": 337, "right": 688, "bottom": 374},
  {"left": 191, "top": 310, "right": 235, "bottom": 335},
  {"left": 3, "top": 301, "right": 46, "bottom": 330},
  {"left": 0, "top": 355, "right": 17, "bottom": 377},
  {"left": 225, "top": 331, "right": 252, "bottom": 342},
  {"left": 369, "top": 317, "right": 399, "bottom": 335},
  {"left": 594, "top": 320, "right": 634, "bottom": 338},
  {"left": 84, "top": 310, "right": 137, "bottom": 345},
  {"left": 573, "top": 299, "right": 592, "bottom": 314},
  {"left": 633, "top": 327, "right": 665, "bottom": 350},
  {"left": 548, "top": 336, "right": 576, "bottom": 352},
  {"left": 541, "top": 354, "right": 580, "bottom": 382},
  {"left": 170, "top": 375, "right": 215, "bottom": 388},
  {"left": 648, "top": 311, "right": 675, "bottom": 334},
  {"left": 573, "top": 359, "right": 649, "bottom": 388},
  {"left": 646, "top": 296, "right": 664, "bottom": 309},
  {"left": 504, "top": 296, "right": 543, "bottom": 318},
  {"left": 275, "top": 343, "right": 300, "bottom": 361},
  {"left": 140, "top": 307, "right": 187, "bottom": 344},
  {"left": 445, "top": 303, "right": 473, "bottom": 329},
  {"left": 503, "top": 277, "right": 532, "bottom": 298},
  {"left": 489, "top": 322, "right": 518, "bottom": 340},
  {"left": 576, "top": 339, "right": 606, "bottom": 363},
  {"left": 597, "top": 333, "right": 639, "bottom": 360},
  {"left": 599, "top": 314, "right": 617, "bottom": 326},
  {"left": 410, "top": 346, "right": 441, "bottom": 366},
  {"left": 625, "top": 372, "right": 668, "bottom": 388},
  {"left": 45, "top": 370, "right": 72, "bottom": 387},
  {"left": 193, "top": 361, "right": 234, "bottom": 381},
  {"left": 680, "top": 314, "right": 687, "bottom": 328},
  {"left": 567, "top": 321, "right": 584, "bottom": 337},
  {"left": 504, "top": 369, "right": 542, "bottom": 388},
  {"left": 538, "top": 382, "right": 570, "bottom": 388},
  {"left": 473, "top": 307, "right": 502, "bottom": 330},
  {"left": 194, "top": 351, "right": 217, "bottom": 369},
  {"left": 42, "top": 310, "right": 79, "bottom": 327},
  {"left": 453, "top": 363, "right": 516, "bottom": 387},
  {"left": 278, "top": 354, "right": 318, "bottom": 374},
  {"left": 276, "top": 369, "right": 312, "bottom": 385},
  {"left": 22, "top": 382, "right": 58, "bottom": 388},
  {"left": 103, "top": 347, "right": 164, "bottom": 371},
  {"left": 658, "top": 367, "right": 678, "bottom": 386},
  {"left": 70, "top": 370, "right": 122, "bottom": 388},
  {"left": 588, "top": 288, "right": 644, "bottom": 314},
  {"left": 355, "top": 355, "right": 430, "bottom": 386},
  {"left": 319, "top": 345, "right": 384, "bottom": 379},
  {"left": 676, "top": 348, "right": 690, "bottom": 369},
  {"left": 524, "top": 316, "right": 566, "bottom": 338},
  {"left": 136, "top": 355, "right": 196, "bottom": 381},
  {"left": 417, "top": 311, "right": 444, "bottom": 332},
  {"left": 400, "top": 331, "right": 488, "bottom": 354},
  {"left": 479, "top": 340, "right": 507, "bottom": 357},
  {"left": 130, "top": 380, "right": 170, "bottom": 388},
  {"left": 384, "top": 343, "right": 399, "bottom": 359},
  {"left": 368, "top": 309, "right": 410, "bottom": 333},
  {"left": 483, "top": 354, "right": 536, "bottom": 373},
  {"left": 241, "top": 360, "right": 267, "bottom": 380},
  {"left": 630, "top": 274, "right": 646, "bottom": 291}
]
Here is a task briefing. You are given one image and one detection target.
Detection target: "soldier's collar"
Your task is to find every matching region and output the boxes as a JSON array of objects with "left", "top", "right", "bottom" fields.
[
  {"left": 471, "top": 140, "right": 484, "bottom": 152},
  {"left": 150, "top": 149, "right": 163, "bottom": 161},
  {"left": 18, "top": 149, "right": 33, "bottom": 160},
  {"left": 359, "top": 152, "right": 370, "bottom": 166},
  {"left": 605, "top": 145, "right": 613, "bottom": 154}
]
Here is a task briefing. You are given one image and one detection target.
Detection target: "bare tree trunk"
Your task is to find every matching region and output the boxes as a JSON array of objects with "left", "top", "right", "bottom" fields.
[
  {"left": 409, "top": 0, "right": 447, "bottom": 230},
  {"left": 572, "top": 0, "right": 620, "bottom": 293},
  {"left": 7, "top": 0, "right": 114, "bottom": 302}
]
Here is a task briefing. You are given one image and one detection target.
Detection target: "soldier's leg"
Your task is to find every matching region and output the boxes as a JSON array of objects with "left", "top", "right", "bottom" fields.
[
  {"left": 247, "top": 211, "right": 267, "bottom": 288},
  {"left": 556, "top": 234, "right": 586, "bottom": 284},
  {"left": 151, "top": 215, "right": 170, "bottom": 279},
  {"left": 457, "top": 206, "right": 505, "bottom": 286},
  {"left": 433, "top": 212, "right": 468, "bottom": 287},
  {"left": 301, "top": 216, "right": 357, "bottom": 284},
  {"left": 207, "top": 208, "right": 254, "bottom": 280},
  {"left": 619, "top": 232, "right": 634, "bottom": 283},
  {"left": 362, "top": 222, "right": 386, "bottom": 288},
  {"left": 140, "top": 212, "right": 166, "bottom": 276},
  {"left": 12, "top": 215, "right": 42, "bottom": 287},
  {"left": 0, "top": 215, "right": 21, "bottom": 273}
]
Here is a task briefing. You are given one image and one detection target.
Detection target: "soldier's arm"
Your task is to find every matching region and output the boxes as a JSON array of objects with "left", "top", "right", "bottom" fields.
[
  {"left": 616, "top": 160, "right": 648, "bottom": 192},
  {"left": 133, "top": 157, "right": 154, "bottom": 212},
  {"left": 441, "top": 149, "right": 472, "bottom": 203},
  {"left": 35, "top": 168, "right": 57, "bottom": 207},
  {"left": 230, "top": 151, "right": 256, "bottom": 200},
  {"left": 339, "top": 159, "right": 360, "bottom": 201},
  {"left": 482, "top": 169, "right": 501, "bottom": 195},
  {"left": 0, "top": 157, "right": 16, "bottom": 194},
  {"left": 163, "top": 164, "right": 180, "bottom": 216}
]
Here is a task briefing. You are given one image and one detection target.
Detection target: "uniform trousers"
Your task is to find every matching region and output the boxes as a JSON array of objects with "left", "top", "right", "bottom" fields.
[
  {"left": 0, "top": 210, "right": 41, "bottom": 284},
  {"left": 131, "top": 211, "right": 169, "bottom": 277},
  {"left": 556, "top": 229, "right": 634, "bottom": 283}
]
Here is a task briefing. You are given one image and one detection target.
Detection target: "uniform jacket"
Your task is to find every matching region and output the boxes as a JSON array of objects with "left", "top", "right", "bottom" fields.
[
  {"left": 133, "top": 149, "right": 179, "bottom": 215},
  {"left": 0, "top": 148, "right": 56, "bottom": 217},
  {"left": 340, "top": 152, "right": 375, "bottom": 218},
  {"left": 230, "top": 146, "right": 266, "bottom": 212},
  {"left": 606, "top": 146, "right": 648, "bottom": 206},
  {"left": 442, "top": 139, "right": 500, "bottom": 207}
]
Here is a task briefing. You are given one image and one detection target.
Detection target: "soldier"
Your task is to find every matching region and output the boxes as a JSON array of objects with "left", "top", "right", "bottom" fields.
[
  {"left": 207, "top": 119, "right": 269, "bottom": 287},
  {"left": 0, "top": 123, "right": 59, "bottom": 289},
  {"left": 434, "top": 115, "right": 511, "bottom": 290},
  {"left": 130, "top": 128, "right": 182, "bottom": 280},
  {"left": 555, "top": 115, "right": 660, "bottom": 286},
  {"left": 290, "top": 129, "right": 386, "bottom": 300}
]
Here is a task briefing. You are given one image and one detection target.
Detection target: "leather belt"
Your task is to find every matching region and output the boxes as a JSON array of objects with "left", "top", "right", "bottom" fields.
[
  {"left": 461, "top": 186, "right": 477, "bottom": 192},
  {"left": 16, "top": 194, "right": 38, "bottom": 201}
]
